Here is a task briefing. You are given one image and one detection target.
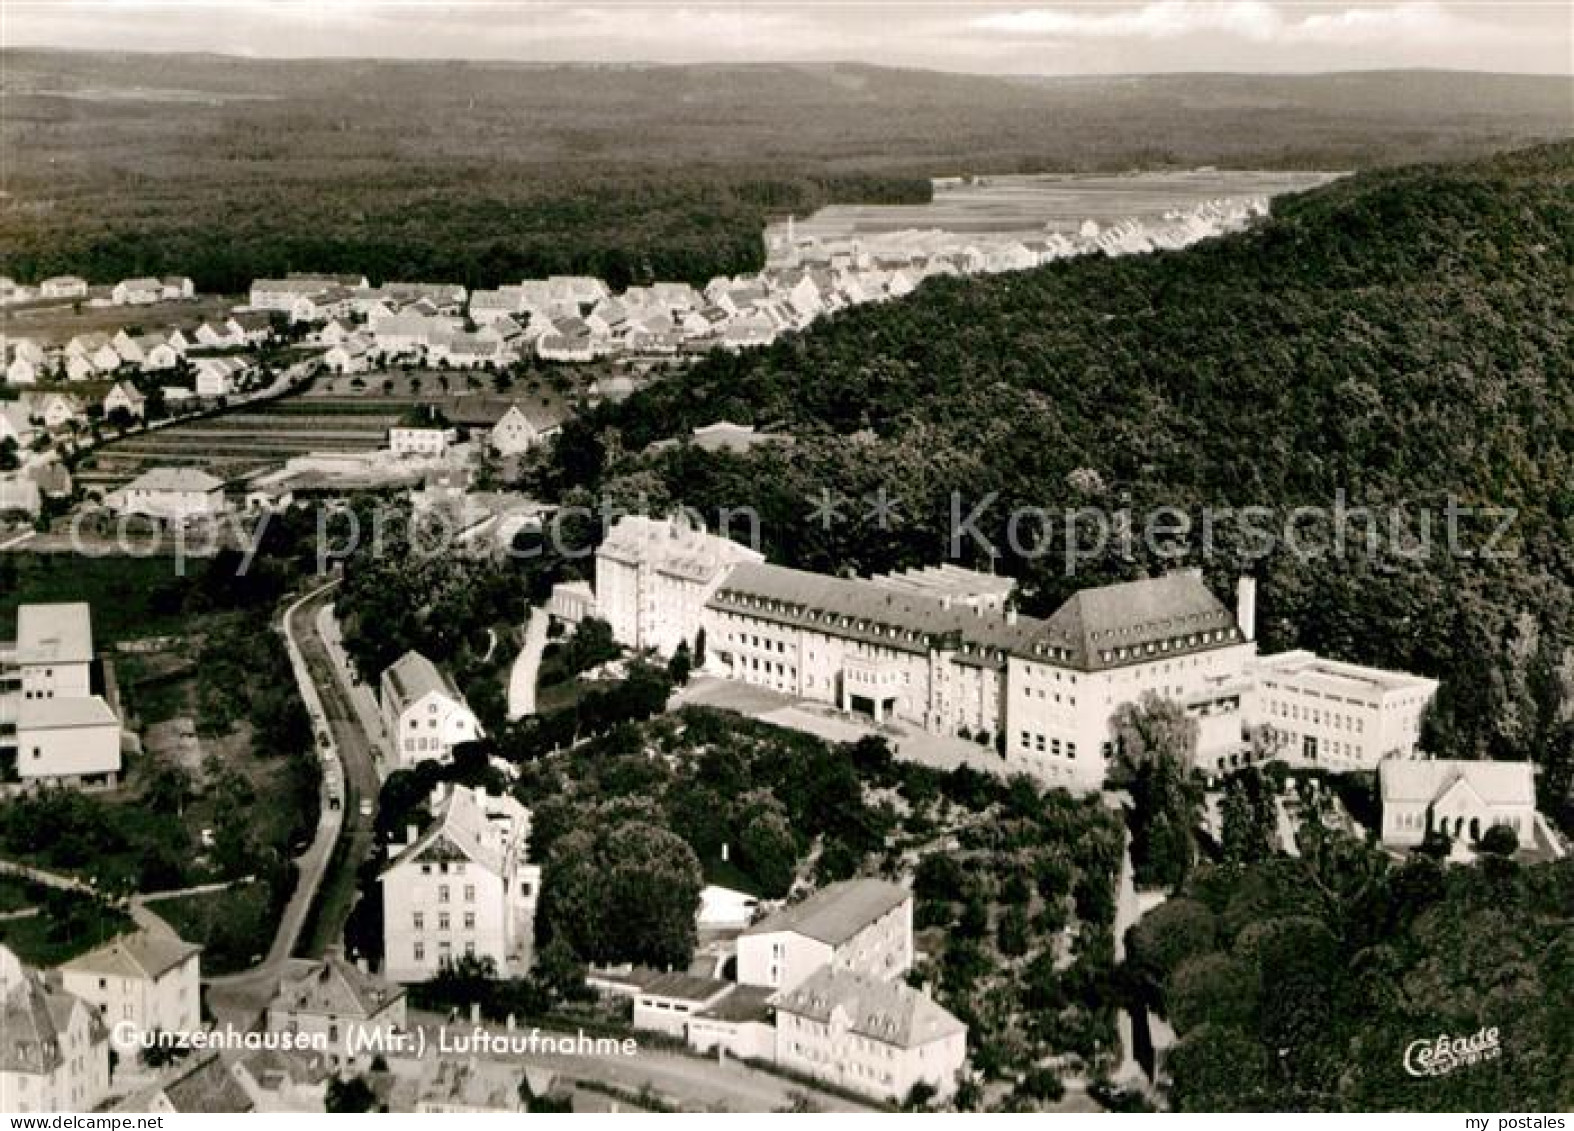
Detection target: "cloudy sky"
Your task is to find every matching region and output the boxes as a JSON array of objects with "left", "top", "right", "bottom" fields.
[{"left": 4, "top": 1, "right": 1570, "bottom": 74}]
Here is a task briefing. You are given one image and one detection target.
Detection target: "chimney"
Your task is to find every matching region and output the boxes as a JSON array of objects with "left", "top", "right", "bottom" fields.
[
  {"left": 406, "top": 824, "right": 419, "bottom": 846},
  {"left": 1237, "top": 576, "right": 1257, "bottom": 642}
]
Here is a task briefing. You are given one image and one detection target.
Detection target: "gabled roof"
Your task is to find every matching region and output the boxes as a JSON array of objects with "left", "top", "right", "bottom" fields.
[
  {"left": 382, "top": 649, "right": 462, "bottom": 711},
  {"left": 742, "top": 878, "right": 909, "bottom": 946},
  {"left": 271, "top": 953, "right": 404, "bottom": 1021},
  {"left": 61, "top": 929, "right": 200, "bottom": 982},
  {"left": 770, "top": 967, "right": 964, "bottom": 1049},
  {"left": 1380, "top": 759, "right": 1536, "bottom": 807},
  {"left": 154, "top": 1053, "right": 255, "bottom": 1113},
  {"left": 125, "top": 467, "right": 225, "bottom": 494},
  {"left": 0, "top": 947, "right": 104, "bottom": 1075},
  {"left": 381, "top": 784, "right": 529, "bottom": 880}
]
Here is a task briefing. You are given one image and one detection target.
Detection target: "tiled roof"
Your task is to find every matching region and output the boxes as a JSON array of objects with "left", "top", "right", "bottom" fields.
[
  {"left": 382, "top": 784, "right": 530, "bottom": 880},
  {"left": 383, "top": 649, "right": 461, "bottom": 711},
  {"left": 271, "top": 953, "right": 404, "bottom": 1021},
  {"left": 1380, "top": 759, "right": 1535, "bottom": 807},
  {"left": 61, "top": 929, "right": 200, "bottom": 981},
  {"left": 637, "top": 971, "right": 731, "bottom": 1003},
  {"left": 770, "top": 967, "right": 964, "bottom": 1049},
  {"left": 125, "top": 467, "right": 225, "bottom": 494},
  {"left": 742, "top": 879, "right": 909, "bottom": 946},
  {"left": 158, "top": 1053, "right": 255, "bottom": 1113}
]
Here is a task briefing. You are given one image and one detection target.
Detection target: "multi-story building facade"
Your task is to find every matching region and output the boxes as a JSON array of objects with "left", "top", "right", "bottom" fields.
[
  {"left": 380, "top": 784, "right": 542, "bottom": 983},
  {"left": 59, "top": 930, "right": 202, "bottom": 1046},
  {"left": 379, "top": 650, "right": 483, "bottom": 769},
  {"left": 595, "top": 514, "right": 763, "bottom": 656},
  {"left": 771, "top": 967, "right": 967, "bottom": 1104},
  {"left": 737, "top": 879, "right": 913, "bottom": 992},
  {"left": 1250, "top": 650, "right": 1438, "bottom": 772},
  {"left": 0, "top": 945, "right": 111, "bottom": 1113}
]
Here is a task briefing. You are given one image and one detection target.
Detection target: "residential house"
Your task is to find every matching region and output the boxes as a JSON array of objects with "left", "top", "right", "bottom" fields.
[
  {"left": 195, "top": 357, "right": 248, "bottom": 398},
  {"left": 60, "top": 930, "right": 202, "bottom": 1046},
  {"left": 65, "top": 355, "right": 97, "bottom": 383},
  {"left": 122, "top": 1053, "right": 254, "bottom": 1114},
  {"left": 0, "top": 402, "right": 35, "bottom": 449},
  {"left": 5, "top": 357, "right": 39, "bottom": 386},
  {"left": 771, "top": 967, "right": 967, "bottom": 1104},
  {"left": 136, "top": 336, "right": 181, "bottom": 371},
  {"left": 15, "top": 696, "right": 122, "bottom": 785},
  {"left": 414, "top": 1057, "right": 534, "bottom": 1113},
  {"left": 737, "top": 879, "right": 914, "bottom": 992},
  {"left": 159, "top": 277, "right": 195, "bottom": 301},
  {"left": 379, "top": 650, "right": 483, "bottom": 769},
  {"left": 380, "top": 784, "right": 542, "bottom": 982},
  {"left": 323, "top": 340, "right": 371, "bottom": 375},
  {"left": 266, "top": 951, "right": 406, "bottom": 1069},
  {"left": 489, "top": 403, "right": 562, "bottom": 456},
  {"left": 39, "top": 276, "right": 88, "bottom": 300},
  {"left": 0, "top": 945, "right": 111, "bottom": 1113},
  {"left": 113, "top": 468, "right": 227, "bottom": 523},
  {"left": 20, "top": 391, "right": 83, "bottom": 431},
  {"left": 1380, "top": 759, "right": 1539, "bottom": 849},
  {"left": 389, "top": 426, "right": 452, "bottom": 459},
  {"left": 103, "top": 381, "right": 147, "bottom": 421},
  {"left": 231, "top": 1048, "right": 331, "bottom": 1114},
  {"left": 111, "top": 277, "right": 163, "bottom": 306}
]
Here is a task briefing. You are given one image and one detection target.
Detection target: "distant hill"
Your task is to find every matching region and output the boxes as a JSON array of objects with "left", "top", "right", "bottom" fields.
[
  {"left": 0, "top": 52, "right": 1568, "bottom": 290},
  {"left": 549, "top": 141, "right": 1574, "bottom": 815}
]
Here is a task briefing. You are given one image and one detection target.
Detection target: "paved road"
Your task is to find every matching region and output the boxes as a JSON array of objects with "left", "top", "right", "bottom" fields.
[
  {"left": 407, "top": 1012, "right": 877, "bottom": 1113},
  {"left": 507, "top": 606, "right": 549, "bottom": 720},
  {"left": 207, "top": 581, "right": 357, "bottom": 1021}
]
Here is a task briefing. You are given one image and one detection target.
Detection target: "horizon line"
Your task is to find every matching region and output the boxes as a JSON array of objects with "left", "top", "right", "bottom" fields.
[{"left": 2, "top": 45, "right": 1570, "bottom": 80}]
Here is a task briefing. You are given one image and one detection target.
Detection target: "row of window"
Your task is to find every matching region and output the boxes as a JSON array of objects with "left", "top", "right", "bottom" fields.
[
  {"left": 1019, "top": 732, "right": 1079, "bottom": 758},
  {"left": 412, "top": 911, "right": 477, "bottom": 930},
  {"left": 412, "top": 940, "right": 475, "bottom": 963}
]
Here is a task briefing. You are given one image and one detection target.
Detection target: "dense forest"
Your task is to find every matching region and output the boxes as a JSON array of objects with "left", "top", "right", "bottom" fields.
[
  {"left": 543, "top": 142, "right": 1574, "bottom": 822},
  {"left": 1, "top": 53, "right": 1569, "bottom": 290}
]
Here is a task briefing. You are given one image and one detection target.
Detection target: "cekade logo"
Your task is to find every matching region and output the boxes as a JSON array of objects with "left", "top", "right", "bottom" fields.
[{"left": 1404, "top": 1026, "right": 1502, "bottom": 1077}]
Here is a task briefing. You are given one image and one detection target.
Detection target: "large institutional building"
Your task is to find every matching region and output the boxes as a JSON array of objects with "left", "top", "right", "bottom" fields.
[
  {"left": 588, "top": 516, "right": 1439, "bottom": 790},
  {"left": 0, "top": 603, "right": 122, "bottom": 786},
  {"left": 0, "top": 945, "right": 111, "bottom": 1113}
]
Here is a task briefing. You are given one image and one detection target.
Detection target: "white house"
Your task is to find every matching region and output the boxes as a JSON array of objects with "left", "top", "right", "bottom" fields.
[
  {"left": 1379, "top": 759, "right": 1539, "bottom": 849},
  {"left": 323, "top": 341, "right": 370, "bottom": 374},
  {"left": 113, "top": 468, "right": 227, "bottom": 523},
  {"left": 60, "top": 930, "right": 202, "bottom": 1048},
  {"left": 389, "top": 427, "right": 452, "bottom": 459},
  {"left": 380, "top": 784, "right": 541, "bottom": 982},
  {"left": 266, "top": 951, "right": 406, "bottom": 1070},
  {"left": 737, "top": 879, "right": 913, "bottom": 993},
  {"left": 103, "top": 381, "right": 147, "bottom": 421},
  {"left": 39, "top": 276, "right": 88, "bottom": 300},
  {"left": 111, "top": 277, "right": 163, "bottom": 306},
  {"left": 771, "top": 967, "right": 967, "bottom": 1104},
  {"left": 379, "top": 650, "right": 483, "bottom": 768},
  {"left": 195, "top": 357, "right": 249, "bottom": 398},
  {"left": 489, "top": 403, "right": 561, "bottom": 457},
  {"left": 0, "top": 945, "right": 111, "bottom": 1114},
  {"left": 5, "top": 357, "right": 38, "bottom": 386},
  {"left": 159, "top": 276, "right": 195, "bottom": 301}
]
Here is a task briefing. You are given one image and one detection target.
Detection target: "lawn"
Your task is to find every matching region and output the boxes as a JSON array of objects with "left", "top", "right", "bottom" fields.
[
  {"left": 0, "top": 554, "right": 200, "bottom": 643},
  {"left": 145, "top": 879, "right": 281, "bottom": 975},
  {"left": 0, "top": 884, "right": 133, "bottom": 967}
]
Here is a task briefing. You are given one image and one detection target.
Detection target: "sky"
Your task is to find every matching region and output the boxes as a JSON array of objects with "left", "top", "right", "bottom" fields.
[{"left": 3, "top": 1, "right": 1571, "bottom": 75}]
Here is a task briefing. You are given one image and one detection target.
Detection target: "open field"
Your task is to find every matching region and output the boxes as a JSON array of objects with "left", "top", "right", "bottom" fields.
[
  {"left": 78, "top": 370, "right": 585, "bottom": 489},
  {"left": 3, "top": 52, "right": 1567, "bottom": 291},
  {"left": 0, "top": 882, "right": 131, "bottom": 967},
  {"left": 778, "top": 169, "right": 1341, "bottom": 240},
  {"left": 0, "top": 553, "right": 199, "bottom": 642},
  {"left": 1, "top": 295, "right": 237, "bottom": 346}
]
